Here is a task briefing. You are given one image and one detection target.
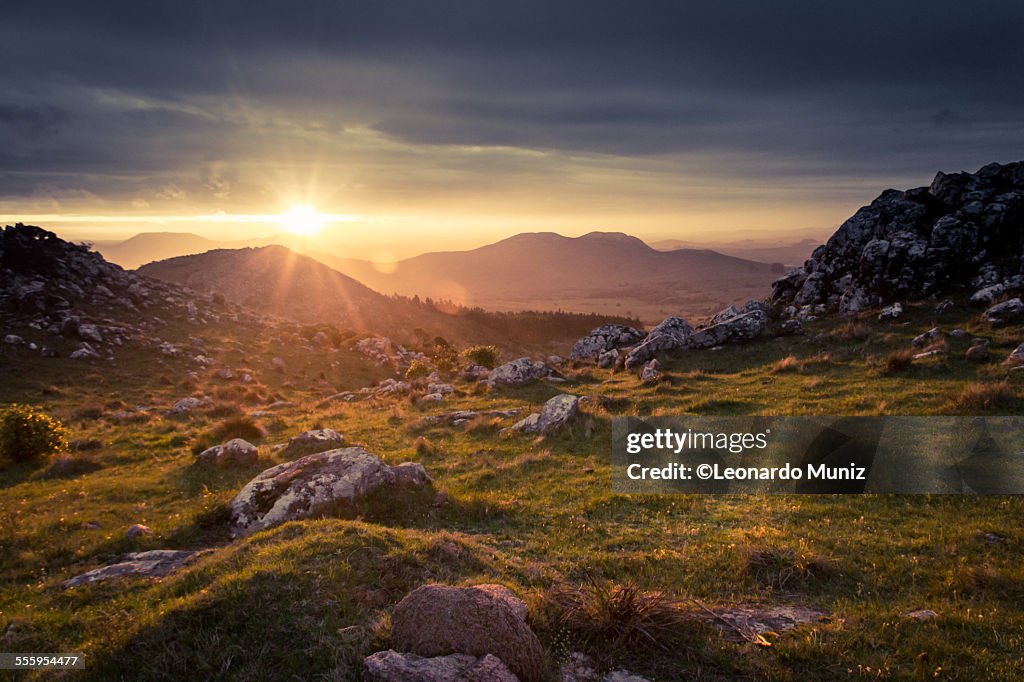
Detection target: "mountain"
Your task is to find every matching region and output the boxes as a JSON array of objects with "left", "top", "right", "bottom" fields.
[
  {"left": 323, "top": 231, "right": 781, "bottom": 324},
  {"left": 137, "top": 244, "right": 642, "bottom": 349},
  {"left": 98, "top": 232, "right": 226, "bottom": 269},
  {"left": 648, "top": 237, "right": 822, "bottom": 267},
  {"left": 772, "top": 161, "right": 1024, "bottom": 316}
]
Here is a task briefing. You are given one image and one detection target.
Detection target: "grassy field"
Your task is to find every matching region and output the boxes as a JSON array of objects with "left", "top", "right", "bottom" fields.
[{"left": 1, "top": 299, "right": 1023, "bottom": 680}]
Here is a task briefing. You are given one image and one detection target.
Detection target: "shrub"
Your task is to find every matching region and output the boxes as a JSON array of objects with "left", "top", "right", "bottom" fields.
[
  {"left": 880, "top": 349, "right": 914, "bottom": 376},
  {"left": 951, "top": 382, "right": 1021, "bottom": 412},
  {"left": 405, "top": 359, "right": 432, "bottom": 381},
  {"left": 190, "top": 416, "right": 266, "bottom": 455},
  {"left": 0, "top": 404, "right": 69, "bottom": 464},
  {"left": 429, "top": 343, "right": 460, "bottom": 374},
  {"left": 462, "top": 344, "right": 501, "bottom": 369}
]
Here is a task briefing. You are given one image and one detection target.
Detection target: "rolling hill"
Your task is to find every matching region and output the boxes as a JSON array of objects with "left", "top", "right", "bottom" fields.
[{"left": 322, "top": 231, "right": 782, "bottom": 324}]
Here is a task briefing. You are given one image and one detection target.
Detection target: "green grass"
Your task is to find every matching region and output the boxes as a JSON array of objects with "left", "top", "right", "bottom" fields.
[{"left": 0, "top": 299, "right": 1023, "bottom": 679}]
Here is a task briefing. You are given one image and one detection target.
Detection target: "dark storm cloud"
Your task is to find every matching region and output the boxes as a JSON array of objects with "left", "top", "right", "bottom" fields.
[{"left": 1, "top": 0, "right": 1023, "bottom": 201}]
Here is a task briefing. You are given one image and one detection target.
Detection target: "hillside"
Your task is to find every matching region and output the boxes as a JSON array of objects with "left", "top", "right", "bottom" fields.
[
  {"left": 137, "top": 244, "right": 641, "bottom": 350},
  {"left": 324, "top": 231, "right": 781, "bottom": 324}
]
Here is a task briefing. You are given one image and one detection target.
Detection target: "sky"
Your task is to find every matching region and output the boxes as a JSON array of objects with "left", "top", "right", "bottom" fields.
[{"left": 1, "top": 1, "right": 1023, "bottom": 257}]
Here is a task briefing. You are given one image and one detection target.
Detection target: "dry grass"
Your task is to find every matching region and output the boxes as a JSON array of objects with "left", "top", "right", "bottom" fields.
[
  {"left": 771, "top": 355, "right": 803, "bottom": 373},
  {"left": 829, "top": 320, "right": 872, "bottom": 342},
  {"left": 190, "top": 415, "right": 267, "bottom": 455},
  {"left": 879, "top": 349, "right": 915, "bottom": 376},
  {"left": 950, "top": 381, "right": 1021, "bottom": 411},
  {"left": 539, "top": 575, "right": 695, "bottom": 658},
  {"left": 744, "top": 544, "right": 836, "bottom": 590}
]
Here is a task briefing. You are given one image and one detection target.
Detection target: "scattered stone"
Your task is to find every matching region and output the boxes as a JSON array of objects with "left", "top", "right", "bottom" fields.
[
  {"left": 168, "top": 396, "right": 203, "bottom": 415},
  {"left": 197, "top": 438, "right": 258, "bottom": 467},
  {"left": 427, "top": 383, "right": 455, "bottom": 395},
  {"left": 779, "top": 319, "right": 804, "bottom": 336},
  {"left": 215, "top": 368, "right": 235, "bottom": 380},
  {"left": 420, "top": 393, "right": 445, "bottom": 403},
  {"left": 935, "top": 299, "right": 955, "bottom": 315},
  {"left": 229, "top": 447, "right": 431, "bottom": 537},
  {"left": 950, "top": 328, "right": 969, "bottom": 340},
  {"left": 604, "top": 672, "right": 652, "bottom": 682},
  {"left": 69, "top": 343, "right": 100, "bottom": 359},
  {"left": 689, "top": 307, "right": 768, "bottom": 349},
  {"left": 77, "top": 323, "right": 103, "bottom": 343},
  {"left": 624, "top": 317, "right": 694, "bottom": 369},
  {"left": 390, "top": 584, "right": 545, "bottom": 682},
  {"left": 560, "top": 652, "right": 599, "bottom": 682},
  {"left": 965, "top": 342, "right": 990, "bottom": 363},
  {"left": 982, "top": 298, "right": 1024, "bottom": 325},
  {"left": 363, "top": 651, "right": 519, "bottom": 682},
  {"left": 265, "top": 400, "right": 294, "bottom": 410},
  {"left": 905, "top": 609, "right": 938, "bottom": 621},
  {"left": 640, "top": 359, "right": 662, "bottom": 384},
  {"left": 460, "top": 364, "right": 491, "bottom": 381},
  {"left": 569, "top": 324, "right": 647, "bottom": 361},
  {"left": 1005, "top": 342, "right": 1024, "bottom": 366},
  {"left": 597, "top": 349, "right": 618, "bottom": 369},
  {"left": 126, "top": 524, "right": 153, "bottom": 538},
  {"left": 63, "top": 550, "right": 207, "bottom": 588},
  {"left": 280, "top": 428, "right": 345, "bottom": 459},
  {"left": 489, "top": 358, "right": 555, "bottom": 386},
  {"left": 3, "top": 334, "right": 22, "bottom": 345},
  {"left": 912, "top": 327, "right": 943, "bottom": 347},
  {"left": 423, "top": 409, "right": 524, "bottom": 427},
  {"left": 878, "top": 303, "right": 904, "bottom": 321},
  {"left": 507, "top": 394, "right": 581, "bottom": 434},
  {"left": 703, "top": 605, "right": 828, "bottom": 642}
]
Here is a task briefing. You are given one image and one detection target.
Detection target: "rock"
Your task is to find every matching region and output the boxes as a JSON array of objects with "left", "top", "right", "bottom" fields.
[
  {"left": 423, "top": 409, "right": 524, "bottom": 427},
  {"left": 390, "top": 462, "right": 432, "bottom": 487},
  {"left": 229, "top": 447, "right": 431, "bottom": 537},
  {"left": 69, "top": 343, "right": 100, "bottom": 359},
  {"left": 63, "top": 550, "right": 206, "bottom": 588},
  {"left": 982, "top": 298, "right": 1024, "bottom": 325},
  {"left": 624, "top": 317, "right": 694, "bottom": 369},
  {"left": 427, "top": 383, "right": 455, "bottom": 395},
  {"left": 489, "top": 358, "right": 554, "bottom": 386},
  {"left": 640, "top": 359, "right": 662, "bottom": 384},
  {"left": 197, "top": 438, "right": 258, "bottom": 467},
  {"left": 912, "top": 327, "right": 943, "bottom": 347},
  {"left": 935, "top": 299, "right": 955, "bottom": 315},
  {"left": 215, "top": 368, "right": 235, "bottom": 380},
  {"left": 3, "top": 334, "right": 22, "bottom": 345},
  {"left": 702, "top": 605, "right": 828, "bottom": 642},
  {"left": 779, "top": 319, "right": 804, "bottom": 336},
  {"left": 878, "top": 303, "right": 904, "bottom": 321},
  {"left": 560, "top": 652, "right": 599, "bottom": 682},
  {"left": 363, "top": 651, "right": 519, "bottom": 682},
  {"left": 126, "top": 524, "right": 153, "bottom": 538},
  {"left": 569, "top": 324, "right": 647, "bottom": 361},
  {"left": 279, "top": 428, "right": 345, "bottom": 458},
  {"left": 391, "top": 584, "right": 545, "bottom": 682},
  {"left": 770, "top": 162, "right": 1024, "bottom": 315},
  {"left": 460, "top": 364, "right": 491, "bottom": 381},
  {"left": 1006, "top": 342, "right": 1024, "bottom": 366},
  {"left": 905, "top": 609, "right": 938, "bottom": 621},
  {"left": 603, "top": 672, "right": 651, "bottom": 682},
  {"left": 913, "top": 349, "right": 943, "bottom": 360},
  {"left": 508, "top": 394, "right": 581, "bottom": 434},
  {"left": 597, "top": 349, "right": 619, "bottom": 368},
  {"left": 77, "top": 323, "right": 103, "bottom": 343},
  {"left": 420, "top": 393, "right": 445, "bottom": 403},
  {"left": 688, "top": 310, "right": 767, "bottom": 349},
  {"left": 950, "top": 328, "right": 969, "bottom": 340},
  {"left": 375, "top": 379, "right": 412, "bottom": 397},
  {"left": 169, "top": 397, "right": 202, "bottom": 415},
  {"left": 966, "top": 342, "right": 990, "bottom": 362}
]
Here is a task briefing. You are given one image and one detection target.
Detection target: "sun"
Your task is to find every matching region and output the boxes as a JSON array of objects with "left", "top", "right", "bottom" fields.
[{"left": 279, "top": 204, "right": 327, "bottom": 236}]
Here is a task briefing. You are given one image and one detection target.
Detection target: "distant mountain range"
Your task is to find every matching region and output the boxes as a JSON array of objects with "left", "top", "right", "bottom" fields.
[
  {"left": 321, "top": 231, "right": 782, "bottom": 323},
  {"left": 136, "top": 245, "right": 641, "bottom": 349},
  {"left": 647, "top": 237, "right": 821, "bottom": 267}
]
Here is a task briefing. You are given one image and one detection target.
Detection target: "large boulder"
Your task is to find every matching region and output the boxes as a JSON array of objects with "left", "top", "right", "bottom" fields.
[
  {"left": 507, "top": 394, "right": 581, "bottom": 434},
  {"left": 279, "top": 428, "right": 345, "bottom": 459},
  {"left": 982, "top": 298, "right": 1024, "bottom": 325},
  {"left": 391, "top": 584, "right": 545, "bottom": 682},
  {"left": 569, "top": 324, "right": 646, "bottom": 361},
  {"left": 624, "top": 317, "right": 694, "bottom": 369},
  {"left": 770, "top": 162, "right": 1024, "bottom": 316},
  {"left": 363, "top": 651, "right": 519, "bottom": 682},
  {"left": 229, "top": 448, "right": 431, "bottom": 537},
  {"left": 197, "top": 438, "right": 258, "bottom": 467},
  {"left": 489, "top": 358, "right": 554, "bottom": 386},
  {"left": 689, "top": 310, "right": 768, "bottom": 348}
]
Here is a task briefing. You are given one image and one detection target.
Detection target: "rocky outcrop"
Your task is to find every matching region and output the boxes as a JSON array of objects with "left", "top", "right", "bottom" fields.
[
  {"left": 363, "top": 651, "right": 519, "bottom": 682},
  {"left": 279, "top": 428, "right": 345, "bottom": 459},
  {"left": 771, "top": 162, "right": 1024, "bottom": 316},
  {"left": 197, "top": 438, "right": 258, "bottom": 467},
  {"left": 229, "top": 447, "right": 431, "bottom": 537},
  {"left": 488, "top": 358, "right": 556, "bottom": 386},
  {"left": 569, "top": 324, "right": 646, "bottom": 361},
  {"left": 63, "top": 550, "right": 208, "bottom": 588},
  {"left": 507, "top": 394, "right": 581, "bottom": 434},
  {"left": 982, "top": 298, "right": 1024, "bottom": 325},
  {"left": 623, "top": 317, "right": 694, "bottom": 369},
  {"left": 390, "top": 584, "right": 545, "bottom": 682}
]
